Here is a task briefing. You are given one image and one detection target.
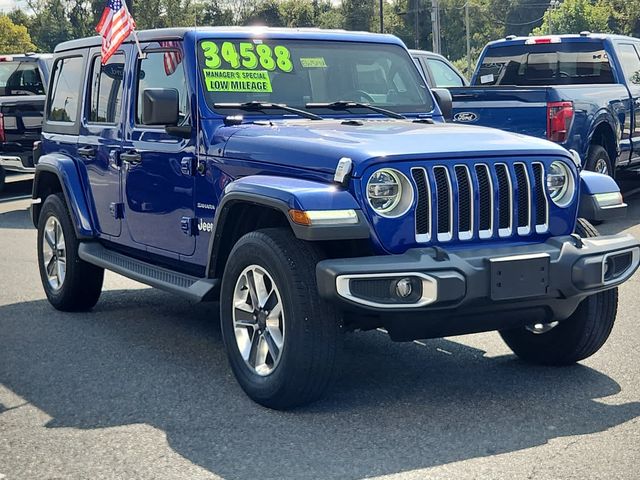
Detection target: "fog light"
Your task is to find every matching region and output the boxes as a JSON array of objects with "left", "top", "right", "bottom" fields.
[{"left": 395, "top": 278, "right": 413, "bottom": 298}]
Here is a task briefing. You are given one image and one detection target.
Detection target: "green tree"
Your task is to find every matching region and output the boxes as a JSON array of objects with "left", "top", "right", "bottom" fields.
[
  {"left": 24, "top": 0, "right": 73, "bottom": 52},
  {"left": 199, "top": 0, "right": 235, "bottom": 26},
  {"left": 342, "top": 0, "right": 374, "bottom": 31},
  {"left": 532, "top": 0, "right": 613, "bottom": 35},
  {"left": 245, "top": 0, "right": 285, "bottom": 26},
  {"left": 607, "top": 0, "right": 640, "bottom": 37},
  {"left": 0, "top": 15, "right": 36, "bottom": 53},
  {"left": 280, "top": 0, "right": 315, "bottom": 27}
]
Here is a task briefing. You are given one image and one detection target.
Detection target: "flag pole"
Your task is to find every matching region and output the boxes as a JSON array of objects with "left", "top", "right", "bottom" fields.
[{"left": 131, "top": 29, "right": 146, "bottom": 59}]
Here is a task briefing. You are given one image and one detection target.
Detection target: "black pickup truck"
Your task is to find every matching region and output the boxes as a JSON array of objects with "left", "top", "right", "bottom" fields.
[{"left": 0, "top": 53, "right": 51, "bottom": 192}]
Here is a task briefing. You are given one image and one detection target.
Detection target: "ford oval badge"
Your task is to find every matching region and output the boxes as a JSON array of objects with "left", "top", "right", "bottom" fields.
[{"left": 453, "top": 112, "right": 478, "bottom": 123}]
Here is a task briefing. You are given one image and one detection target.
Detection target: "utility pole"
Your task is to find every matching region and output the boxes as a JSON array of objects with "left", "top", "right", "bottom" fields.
[
  {"left": 414, "top": 0, "right": 420, "bottom": 49},
  {"left": 431, "top": 0, "right": 440, "bottom": 54},
  {"left": 380, "top": 0, "right": 384, "bottom": 33},
  {"left": 548, "top": 0, "right": 560, "bottom": 35},
  {"left": 465, "top": 2, "right": 471, "bottom": 74}
]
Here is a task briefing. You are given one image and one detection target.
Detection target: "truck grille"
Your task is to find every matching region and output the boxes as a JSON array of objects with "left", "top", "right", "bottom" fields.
[{"left": 410, "top": 162, "right": 548, "bottom": 243}]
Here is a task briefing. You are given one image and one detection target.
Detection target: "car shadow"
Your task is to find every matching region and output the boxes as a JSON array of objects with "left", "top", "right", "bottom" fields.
[
  {"left": 0, "top": 206, "right": 33, "bottom": 229},
  {"left": 0, "top": 290, "right": 638, "bottom": 479}
]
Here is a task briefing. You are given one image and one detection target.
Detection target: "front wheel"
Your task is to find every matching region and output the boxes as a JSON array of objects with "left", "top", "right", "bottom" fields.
[
  {"left": 220, "top": 228, "right": 342, "bottom": 409},
  {"left": 499, "top": 218, "right": 617, "bottom": 365}
]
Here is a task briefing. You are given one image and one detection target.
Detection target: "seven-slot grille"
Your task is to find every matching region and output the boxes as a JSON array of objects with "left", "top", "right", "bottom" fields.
[{"left": 410, "top": 162, "right": 548, "bottom": 243}]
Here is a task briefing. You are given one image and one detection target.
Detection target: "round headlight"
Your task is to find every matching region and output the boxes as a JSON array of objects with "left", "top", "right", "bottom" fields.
[
  {"left": 546, "top": 161, "right": 575, "bottom": 207},
  {"left": 366, "top": 168, "right": 413, "bottom": 217}
]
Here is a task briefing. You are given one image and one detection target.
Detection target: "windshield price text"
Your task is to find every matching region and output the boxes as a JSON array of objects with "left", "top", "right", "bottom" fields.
[{"left": 201, "top": 41, "right": 294, "bottom": 73}]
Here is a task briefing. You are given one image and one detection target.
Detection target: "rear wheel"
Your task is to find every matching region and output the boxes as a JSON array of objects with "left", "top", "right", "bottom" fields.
[
  {"left": 220, "top": 228, "right": 341, "bottom": 409},
  {"left": 499, "top": 219, "right": 618, "bottom": 365},
  {"left": 37, "top": 193, "right": 104, "bottom": 311},
  {"left": 0, "top": 167, "right": 5, "bottom": 193},
  {"left": 584, "top": 144, "right": 612, "bottom": 177}
]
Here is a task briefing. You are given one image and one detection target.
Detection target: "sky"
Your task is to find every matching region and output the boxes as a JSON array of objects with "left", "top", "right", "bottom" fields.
[{"left": 0, "top": 0, "right": 24, "bottom": 13}]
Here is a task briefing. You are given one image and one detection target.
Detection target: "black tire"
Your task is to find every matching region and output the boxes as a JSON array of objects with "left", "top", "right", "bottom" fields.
[
  {"left": 584, "top": 144, "right": 613, "bottom": 177},
  {"left": 0, "top": 167, "right": 5, "bottom": 193},
  {"left": 499, "top": 218, "right": 618, "bottom": 365},
  {"left": 220, "top": 227, "right": 341, "bottom": 409},
  {"left": 37, "top": 193, "right": 104, "bottom": 311}
]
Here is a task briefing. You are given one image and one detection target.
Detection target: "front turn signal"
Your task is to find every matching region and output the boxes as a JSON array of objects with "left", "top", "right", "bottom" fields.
[{"left": 288, "top": 209, "right": 358, "bottom": 226}]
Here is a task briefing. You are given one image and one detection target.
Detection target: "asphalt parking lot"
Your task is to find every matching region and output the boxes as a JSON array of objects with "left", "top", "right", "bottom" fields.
[{"left": 1, "top": 173, "right": 639, "bottom": 480}]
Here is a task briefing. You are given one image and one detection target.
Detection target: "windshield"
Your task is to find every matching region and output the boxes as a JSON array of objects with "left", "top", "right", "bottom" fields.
[
  {"left": 475, "top": 41, "right": 615, "bottom": 86},
  {"left": 197, "top": 39, "right": 433, "bottom": 115},
  {"left": 0, "top": 61, "right": 45, "bottom": 96}
]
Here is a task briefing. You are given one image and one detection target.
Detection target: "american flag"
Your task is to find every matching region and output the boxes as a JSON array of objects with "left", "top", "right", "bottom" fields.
[
  {"left": 159, "top": 41, "right": 183, "bottom": 76},
  {"left": 96, "top": 0, "right": 136, "bottom": 64}
]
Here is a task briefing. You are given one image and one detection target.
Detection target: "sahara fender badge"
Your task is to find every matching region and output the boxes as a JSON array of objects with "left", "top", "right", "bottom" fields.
[{"left": 453, "top": 112, "right": 478, "bottom": 123}]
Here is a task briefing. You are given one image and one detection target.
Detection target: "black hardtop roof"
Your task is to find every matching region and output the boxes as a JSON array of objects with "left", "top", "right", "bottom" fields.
[
  {"left": 53, "top": 26, "right": 399, "bottom": 53},
  {"left": 54, "top": 27, "right": 187, "bottom": 52}
]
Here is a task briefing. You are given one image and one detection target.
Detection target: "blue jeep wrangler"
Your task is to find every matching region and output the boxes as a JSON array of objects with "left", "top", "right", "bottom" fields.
[{"left": 32, "top": 27, "right": 639, "bottom": 409}]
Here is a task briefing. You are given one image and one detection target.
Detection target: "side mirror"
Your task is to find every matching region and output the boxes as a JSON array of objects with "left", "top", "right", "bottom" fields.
[
  {"left": 142, "top": 88, "right": 179, "bottom": 126},
  {"left": 432, "top": 88, "right": 453, "bottom": 122}
]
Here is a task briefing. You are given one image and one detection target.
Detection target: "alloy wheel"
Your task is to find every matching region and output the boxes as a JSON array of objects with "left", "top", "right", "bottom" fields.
[
  {"left": 42, "top": 216, "right": 66, "bottom": 291},
  {"left": 232, "top": 265, "right": 285, "bottom": 376},
  {"left": 594, "top": 158, "right": 609, "bottom": 175}
]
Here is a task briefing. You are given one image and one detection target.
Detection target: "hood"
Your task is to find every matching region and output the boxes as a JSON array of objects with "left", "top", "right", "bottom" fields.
[{"left": 217, "top": 119, "right": 570, "bottom": 177}]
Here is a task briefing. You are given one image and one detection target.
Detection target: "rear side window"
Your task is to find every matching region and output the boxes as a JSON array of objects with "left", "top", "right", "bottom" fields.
[
  {"left": 47, "top": 56, "right": 84, "bottom": 123},
  {"left": 427, "top": 58, "right": 464, "bottom": 87},
  {"left": 475, "top": 41, "right": 615, "bottom": 86},
  {"left": 88, "top": 54, "right": 125, "bottom": 124},
  {"left": 616, "top": 44, "right": 640, "bottom": 85},
  {"left": 0, "top": 61, "right": 45, "bottom": 96},
  {"left": 135, "top": 49, "right": 188, "bottom": 125}
]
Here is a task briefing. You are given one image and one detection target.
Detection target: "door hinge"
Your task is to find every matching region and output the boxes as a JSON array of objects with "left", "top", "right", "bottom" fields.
[
  {"left": 180, "top": 157, "right": 196, "bottom": 176},
  {"left": 110, "top": 202, "right": 124, "bottom": 219},
  {"left": 181, "top": 216, "right": 198, "bottom": 236}
]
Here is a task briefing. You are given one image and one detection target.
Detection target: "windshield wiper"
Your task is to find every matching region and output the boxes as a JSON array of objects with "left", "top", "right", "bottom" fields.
[
  {"left": 213, "top": 101, "right": 323, "bottom": 121},
  {"left": 305, "top": 101, "right": 406, "bottom": 120}
]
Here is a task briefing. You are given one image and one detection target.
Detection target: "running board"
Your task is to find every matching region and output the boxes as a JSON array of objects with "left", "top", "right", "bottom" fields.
[{"left": 78, "top": 242, "right": 219, "bottom": 302}]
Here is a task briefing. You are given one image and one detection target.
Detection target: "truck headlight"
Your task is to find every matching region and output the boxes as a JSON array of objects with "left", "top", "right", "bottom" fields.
[
  {"left": 546, "top": 161, "right": 575, "bottom": 207},
  {"left": 367, "top": 168, "right": 413, "bottom": 217}
]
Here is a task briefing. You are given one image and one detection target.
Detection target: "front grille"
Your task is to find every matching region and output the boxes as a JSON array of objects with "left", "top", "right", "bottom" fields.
[
  {"left": 411, "top": 161, "right": 549, "bottom": 243},
  {"left": 433, "top": 167, "right": 452, "bottom": 241}
]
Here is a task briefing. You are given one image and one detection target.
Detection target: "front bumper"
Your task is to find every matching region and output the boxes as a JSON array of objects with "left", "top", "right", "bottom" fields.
[{"left": 317, "top": 234, "right": 639, "bottom": 338}]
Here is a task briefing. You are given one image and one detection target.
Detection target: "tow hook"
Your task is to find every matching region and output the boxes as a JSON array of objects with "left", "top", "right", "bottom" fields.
[{"left": 570, "top": 233, "right": 584, "bottom": 248}]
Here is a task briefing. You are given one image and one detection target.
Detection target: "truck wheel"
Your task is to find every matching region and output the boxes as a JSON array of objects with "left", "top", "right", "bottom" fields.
[
  {"left": 499, "top": 218, "right": 618, "bottom": 365},
  {"left": 584, "top": 144, "right": 612, "bottom": 176},
  {"left": 220, "top": 228, "right": 341, "bottom": 409},
  {"left": 37, "top": 193, "right": 104, "bottom": 311}
]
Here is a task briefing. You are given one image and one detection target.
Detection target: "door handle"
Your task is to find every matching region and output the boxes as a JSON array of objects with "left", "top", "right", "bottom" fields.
[
  {"left": 121, "top": 151, "right": 142, "bottom": 165},
  {"left": 77, "top": 146, "right": 96, "bottom": 158}
]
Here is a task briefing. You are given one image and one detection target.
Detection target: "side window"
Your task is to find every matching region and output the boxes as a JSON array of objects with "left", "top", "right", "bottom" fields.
[
  {"left": 88, "top": 54, "right": 125, "bottom": 124},
  {"left": 617, "top": 43, "right": 640, "bottom": 85},
  {"left": 47, "top": 56, "right": 84, "bottom": 123},
  {"left": 136, "top": 49, "right": 188, "bottom": 125},
  {"left": 427, "top": 58, "right": 464, "bottom": 88}
]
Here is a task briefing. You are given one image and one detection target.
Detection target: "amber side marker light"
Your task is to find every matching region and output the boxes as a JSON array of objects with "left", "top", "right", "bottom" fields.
[{"left": 288, "top": 209, "right": 358, "bottom": 226}]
